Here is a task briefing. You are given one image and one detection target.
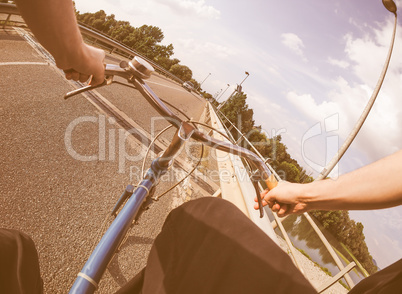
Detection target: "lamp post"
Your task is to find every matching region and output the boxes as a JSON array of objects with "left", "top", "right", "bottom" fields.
[
  {"left": 217, "top": 84, "right": 230, "bottom": 101},
  {"left": 218, "top": 71, "right": 250, "bottom": 109},
  {"left": 383, "top": 0, "right": 397, "bottom": 14},
  {"left": 199, "top": 73, "right": 211, "bottom": 90},
  {"left": 214, "top": 89, "right": 223, "bottom": 99},
  {"left": 316, "top": 0, "right": 398, "bottom": 180},
  {"left": 238, "top": 71, "right": 250, "bottom": 91}
]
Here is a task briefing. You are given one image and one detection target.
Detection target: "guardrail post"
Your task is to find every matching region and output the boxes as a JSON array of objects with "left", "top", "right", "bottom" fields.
[
  {"left": 235, "top": 134, "right": 244, "bottom": 145},
  {"left": 316, "top": 262, "right": 356, "bottom": 293},
  {"left": 303, "top": 213, "right": 355, "bottom": 289},
  {"left": 273, "top": 212, "right": 305, "bottom": 274},
  {"left": 207, "top": 102, "right": 279, "bottom": 243},
  {"left": 2, "top": 13, "right": 11, "bottom": 29}
]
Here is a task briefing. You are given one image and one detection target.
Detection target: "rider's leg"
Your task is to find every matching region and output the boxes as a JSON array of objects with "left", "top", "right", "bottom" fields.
[
  {"left": 0, "top": 228, "right": 43, "bottom": 293},
  {"left": 118, "top": 197, "right": 316, "bottom": 294},
  {"left": 116, "top": 267, "right": 145, "bottom": 294},
  {"left": 348, "top": 258, "right": 402, "bottom": 294}
]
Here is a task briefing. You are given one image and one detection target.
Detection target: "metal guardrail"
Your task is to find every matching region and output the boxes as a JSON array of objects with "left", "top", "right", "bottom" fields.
[
  {"left": 0, "top": 3, "right": 185, "bottom": 85},
  {"left": 211, "top": 104, "right": 280, "bottom": 180},
  {"left": 206, "top": 102, "right": 280, "bottom": 242},
  {"left": 208, "top": 103, "right": 305, "bottom": 273},
  {"left": 76, "top": 22, "right": 185, "bottom": 85},
  {"left": 0, "top": 3, "right": 18, "bottom": 15},
  {"left": 0, "top": 3, "right": 25, "bottom": 28},
  {"left": 211, "top": 103, "right": 356, "bottom": 290}
]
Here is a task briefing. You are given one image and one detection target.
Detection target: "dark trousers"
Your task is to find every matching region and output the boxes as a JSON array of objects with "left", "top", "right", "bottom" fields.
[
  {"left": 117, "top": 197, "right": 317, "bottom": 294},
  {"left": 0, "top": 229, "right": 43, "bottom": 294},
  {"left": 348, "top": 258, "right": 402, "bottom": 294},
  {"left": 118, "top": 197, "right": 402, "bottom": 294},
  {"left": 2, "top": 199, "right": 400, "bottom": 293}
]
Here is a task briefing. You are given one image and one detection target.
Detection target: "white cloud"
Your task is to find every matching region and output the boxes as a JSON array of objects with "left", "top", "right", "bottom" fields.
[
  {"left": 340, "top": 20, "right": 402, "bottom": 162},
  {"left": 374, "top": 209, "right": 402, "bottom": 230},
  {"left": 155, "top": 0, "right": 220, "bottom": 19},
  {"left": 284, "top": 91, "right": 344, "bottom": 176},
  {"left": 372, "top": 232, "right": 402, "bottom": 268},
  {"left": 286, "top": 91, "right": 340, "bottom": 123},
  {"left": 176, "top": 38, "right": 236, "bottom": 59},
  {"left": 281, "top": 33, "right": 306, "bottom": 60},
  {"left": 327, "top": 57, "right": 350, "bottom": 69},
  {"left": 282, "top": 18, "right": 402, "bottom": 172},
  {"left": 267, "top": 66, "right": 281, "bottom": 77},
  {"left": 345, "top": 33, "right": 387, "bottom": 86},
  {"left": 351, "top": 208, "right": 402, "bottom": 268}
]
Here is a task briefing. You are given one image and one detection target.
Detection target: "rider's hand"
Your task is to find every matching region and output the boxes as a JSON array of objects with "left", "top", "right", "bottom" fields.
[
  {"left": 58, "top": 43, "right": 105, "bottom": 86},
  {"left": 254, "top": 181, "right": 310, "bottom": 217}
]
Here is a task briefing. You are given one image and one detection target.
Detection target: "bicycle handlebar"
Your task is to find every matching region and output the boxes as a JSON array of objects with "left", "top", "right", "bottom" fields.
[
  {"left": 129, "top": 59, "right": 270, "bottom": 171},
  {"left": 65, "top": 56, "right": 275, "bottom": 215},
  {"left": 66, "top": 56, "right": 278, "bottom": 293}
]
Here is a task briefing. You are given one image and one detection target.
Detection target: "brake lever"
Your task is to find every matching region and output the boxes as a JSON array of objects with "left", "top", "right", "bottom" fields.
[{"left": 64, "top": 75, "right": 114, "bottom": 99}]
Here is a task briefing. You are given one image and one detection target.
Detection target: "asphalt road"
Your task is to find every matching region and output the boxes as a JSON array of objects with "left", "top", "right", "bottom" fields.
[{"left": 0, "top": 28, "right": 211, "bottom": 293}]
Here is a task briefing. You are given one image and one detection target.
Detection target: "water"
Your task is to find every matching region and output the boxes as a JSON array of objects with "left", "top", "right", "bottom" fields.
[{"left": 270, "top": 212, "right": 365, "bottom": 285}]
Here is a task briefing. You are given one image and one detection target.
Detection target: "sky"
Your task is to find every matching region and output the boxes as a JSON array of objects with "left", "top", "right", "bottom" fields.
[{"left": 74, "top": 0, "right": 402, "bottom": 269}]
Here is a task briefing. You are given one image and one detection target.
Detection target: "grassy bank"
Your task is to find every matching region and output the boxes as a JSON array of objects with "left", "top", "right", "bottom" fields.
[{"left": 297, "top": 248, "right": 350, "bottom": 291}]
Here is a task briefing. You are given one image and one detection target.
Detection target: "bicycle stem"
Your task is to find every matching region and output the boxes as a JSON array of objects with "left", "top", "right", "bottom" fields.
[{"left": 155, "top": 121, "right": 195, "bottom": 168}]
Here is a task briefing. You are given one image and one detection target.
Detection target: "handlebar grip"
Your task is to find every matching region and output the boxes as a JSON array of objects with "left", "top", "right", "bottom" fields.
[
  {"left": 64, "top": 85, "right": 93, "bottom": 99},
  {"left": 265, "top": 174, "right": 278, "bottom": 190},
  {"left": 265, "top": 175, "right": 291, "bottom": 216}
]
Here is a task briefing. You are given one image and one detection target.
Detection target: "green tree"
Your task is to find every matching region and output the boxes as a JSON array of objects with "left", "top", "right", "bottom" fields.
[
  {"left": 220, "top": 91, "right": 255, "bottom": 137},
  {"left": 277, "top": 161, "right": 300, "bottom": 183},
  {"left": 169, "top": 64, "right": 192, "bottom": 81},
  {"left": 311, "top": 210, "right": 377, "bottom": 274},
  {"left": 103, "top": 14, "right": 117, "bottom": 34},
  {"left": 247, "top": 127, "right": 269, "bottom": 155},
  {"left": 92, "top": 10, "right": 107, "bottom": 31},
  {"left": 202, "top": 92, "right": 213, "bottom": 99},
  {"left": 154, "top": 43, "right": 174, "bottom": 59},
  {"left": 154, "top": 57, "right": 180, "bottom": 71},
  {"left": 220, "top": 93, "right": 313, "bottom": 183},
  {"left": 189, "top": 78, "right": 201, "bottom": 91},
  {"left": 75, "top": 9, "right": 187, "bottom": 76},
  {"left": 119, "top": 25, "right": 173, "bottom": 60},
  {"left": 109, "top": 22, "right": 133, "bottom": 42}
]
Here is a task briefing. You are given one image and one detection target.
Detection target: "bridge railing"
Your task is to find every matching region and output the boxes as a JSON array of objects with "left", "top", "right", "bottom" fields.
[
  {"left": 0, "top": 3, "right": 25, "bottom": 28},
  {"left": 209, "top": 102, "right": 357, "bottom": 291}
]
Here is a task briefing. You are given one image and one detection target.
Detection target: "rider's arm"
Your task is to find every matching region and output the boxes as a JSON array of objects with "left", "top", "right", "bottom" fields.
[
  {"left": 255, "top": 150, "right": 402, "bottom": 217},
  {"left": 15, "top": 0, "right": 105, "bottom": 85}
]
